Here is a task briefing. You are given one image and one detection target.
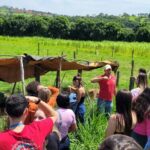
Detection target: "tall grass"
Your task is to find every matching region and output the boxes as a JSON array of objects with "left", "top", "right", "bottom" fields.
[{"left": 0, "top": 36, "right": 150, "bottom": 149}]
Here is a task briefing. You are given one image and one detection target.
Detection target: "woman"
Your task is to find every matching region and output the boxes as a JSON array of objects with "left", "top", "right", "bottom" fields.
[
  {"left": 69, "top": 75, "right": 86, "bottom": 124},
  {"left": 131, "top": 87, "right": 150, "bottom": 148},
  {"left": 56, "top": 94, "right": 77, "bottom": 150},
  {"left": 131, "top": 72, "right": 148, "bottom": 101},
  {"left": 106, "top": 90, "right": 137, "bottom": 137},
  {"left": 34, "top": 88, "right": 60, "bottom": 150},
  {"left": 34, "top": 109, "right": 60, "bottom": 150}
]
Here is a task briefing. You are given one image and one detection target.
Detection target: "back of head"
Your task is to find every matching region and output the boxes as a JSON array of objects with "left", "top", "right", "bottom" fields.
[
  {"left": 56, "top": 94, "right": 69, "bottom": 109},
  {"left": 98, "top": 134, "right": 142, "bottom": 150},
  {"left": 133, "top": 87, "right": 150, "bottom": 122},
  {"left": 116, "top": 90, "right": 132, "bottom": 114},
  {"left": 73, "top": 75, "right": 82, "bottom": 87},
  {"left": 116, "top": 90, "right": 132, "bottom": 134},
  {"left": 38, "top": 88, "right": 51, "bottom": 103},
  {"left": 139, "top": 68, "right": 147, "bottom": 74},
  {"left": 26, "top": 81, "right": 40, "bottom": 96},
  {"left": 136, "top": 73, "right": 148, "bottom": 88},
  {"left": 6, "top": 94, "right": 28, "bottom": 118}
]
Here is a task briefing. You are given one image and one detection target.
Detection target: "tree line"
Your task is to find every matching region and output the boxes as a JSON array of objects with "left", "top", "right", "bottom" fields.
[{"left": 0, "top": 13, "right": 150, "bottom": 42}]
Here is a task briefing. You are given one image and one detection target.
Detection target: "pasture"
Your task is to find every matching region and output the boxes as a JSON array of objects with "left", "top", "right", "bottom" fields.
[{"left": 0, "top": 36, "right": 150, "bottom": 149}]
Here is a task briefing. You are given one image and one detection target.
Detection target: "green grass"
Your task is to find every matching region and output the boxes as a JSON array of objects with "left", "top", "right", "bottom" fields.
[{"left": 0, "top": 36, "right": 150, "bottom": 149}]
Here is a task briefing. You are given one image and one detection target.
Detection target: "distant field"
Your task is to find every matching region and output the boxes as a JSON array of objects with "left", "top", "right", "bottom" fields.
[
  {"left": 0, "top": 36, "right": 150, "bottom": 149},
  {"left": 0, "top": 36, "right": 150, "bottom": 92}
]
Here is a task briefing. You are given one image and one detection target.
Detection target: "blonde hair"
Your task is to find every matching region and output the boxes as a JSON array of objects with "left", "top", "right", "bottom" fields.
[{"left": 38, "top": 88, "right": 51, "bottom": 103}]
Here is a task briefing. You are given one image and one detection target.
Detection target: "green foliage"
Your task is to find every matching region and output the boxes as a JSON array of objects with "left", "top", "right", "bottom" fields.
[
  {"left": 70, "top": 101, "right": 107, "bottom": 150},
  {"left": 0, "top": 36, "right": 150, "bottom": 149},
  {"left": 0, "top": 7, "right": 150, "bottom": 41}
]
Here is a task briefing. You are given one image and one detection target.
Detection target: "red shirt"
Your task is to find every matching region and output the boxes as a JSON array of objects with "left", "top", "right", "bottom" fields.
[
  {"left": 0, "top": 118, "right": 53, "bottom": 150},
  {"left": 98, "top": 74, "right": 116, "bottom": 101}
]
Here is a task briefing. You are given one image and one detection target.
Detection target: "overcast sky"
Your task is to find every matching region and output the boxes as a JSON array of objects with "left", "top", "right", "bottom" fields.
[{"left": 0, "top": 0, "right": 150, "bottom": 16}]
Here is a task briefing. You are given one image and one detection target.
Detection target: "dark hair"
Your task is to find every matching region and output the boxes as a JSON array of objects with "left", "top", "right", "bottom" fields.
[
  {"left": 6, "top": 94, "right": 28, "bottom": 118},
  {"left": 138, "top": 68, "right": 147, "bottom": 74},
  {"left": 116, "top": 90, "right": 132, "bottom": 135},
  {"left": 136, "top": 73, "right": 148, "bottom": 88},
  {"left": 26, "top": 81, "right": 40, "bottom": 96},
  {"left": 98, "top": 134, "right": 142, "bottom": 150},
  {"left": 56, "top": 94, "right": 70, "bottom": 108},
  {"left": 73, "top": 75, "right": 82, "bottom": 87},
  {"left": 133, "top": 87, "right": 150, "bottom": 122}
]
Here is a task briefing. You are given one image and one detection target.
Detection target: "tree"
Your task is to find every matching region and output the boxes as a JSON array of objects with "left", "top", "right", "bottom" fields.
[
  {"left": 91, "top": 21, "right": 106, "bottom": 41},
  {"left": 2, "top": 15, "right": 28, "bottom": 36},
  {"left": 104, "top": 22, "right": 120, "bottom": 41},
  {"left": 70, "top": 19, "right": 95, "bottom": 40},
  {"left": 48, "top": 16, "right": 70, "bottom": 39},
  {"left": 26, "top": 16, "right": 48, "bottom": 36},
  {"left": 136, "top": 26, "right": 150, "bottom": 42}
]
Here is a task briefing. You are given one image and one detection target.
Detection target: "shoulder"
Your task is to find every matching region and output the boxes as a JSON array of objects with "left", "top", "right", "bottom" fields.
[
  {"left": 66, "top": 109, "right": 75, "bottom": 115},
  {"left": 108, "top": 114, "right": 117, "bottom": 124},
  {"left": 30, "top": 118, "right": 53, "bottom": 129},
  {"left": 110, "top": 114, "right": 117, "bottom": 120}
]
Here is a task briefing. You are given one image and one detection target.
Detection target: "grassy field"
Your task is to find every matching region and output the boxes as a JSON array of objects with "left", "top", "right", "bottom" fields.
[{"left": 0, "top": 36, "right": 150, "bottom": 149}]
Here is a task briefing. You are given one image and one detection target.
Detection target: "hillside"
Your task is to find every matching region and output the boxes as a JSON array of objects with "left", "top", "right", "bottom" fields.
[{"left": 0, "top": 6, "right": 54, "bottom": 16}]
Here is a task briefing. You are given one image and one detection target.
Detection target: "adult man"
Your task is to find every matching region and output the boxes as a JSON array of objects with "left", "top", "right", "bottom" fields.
[
  {"left": 0, "top": 94, "right": 57, "bottom": 150},
  {"left": 91, "top": 64, "right": 116, "bottom": 117}
]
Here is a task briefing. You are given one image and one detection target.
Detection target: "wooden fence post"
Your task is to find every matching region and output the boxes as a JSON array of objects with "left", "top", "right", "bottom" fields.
[
  {"left": 116, "top": 71, "right": 120, "bottom": 87},
  {"left": 34, "top": 65, "right": 40, "bottom": 82},
  {"left": 37, "top": 43, "right": 40, "bottom": 56},
  {"left": 112, "top": 47, "right": 115, "bottom": 57},
  {"left": 73, "top": 51, "right": 76, "bottom": 60},
  {"left": 129, "top": 49, "right": 135, "bottom": 90},
  {"left": 20, "top": 56, "right": 25, "bottom": 95}
]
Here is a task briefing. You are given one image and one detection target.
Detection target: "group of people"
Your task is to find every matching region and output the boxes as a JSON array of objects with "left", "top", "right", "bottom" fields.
[
  {"left": 0, "top": 64, "right": 150, "bottom": 150},
  {"left": 91, "top": 65, "right": 150, "bottom": 150},
  {"left": 0, "top": 73, "right": 86, "bottom": 150}
]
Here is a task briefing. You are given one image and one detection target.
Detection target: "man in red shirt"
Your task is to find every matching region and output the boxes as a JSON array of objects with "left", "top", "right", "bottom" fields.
[
  {"left": 0, "top": 94, "right": 57, "bottom": 150},
  {"left": 91, "top": 64, "right": 116, "bottom": 118}
]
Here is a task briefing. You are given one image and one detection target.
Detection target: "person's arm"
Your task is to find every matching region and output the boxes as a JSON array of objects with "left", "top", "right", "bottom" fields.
[
  {"left": 48, "top": 86, "right": 59, "bottom": 107},
  {"left": 91, "top": 76, "right": 108, "bottom": 83},
  {"left": 68, "top": 86, "right": 78, "bottom": 92},
  {"left": 48, "top": 86, "right": 59, "bottom": 97},
  {"left": 105, "top": 114, "right": 116, "bottom": 137},
  {"left": 26, "top": 96, "right": 58, "bottom": 123}
]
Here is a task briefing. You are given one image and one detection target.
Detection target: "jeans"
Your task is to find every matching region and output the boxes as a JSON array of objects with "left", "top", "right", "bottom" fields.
[
  {"left": 70, "top": 102, "right": 78, "bottom": 113},
  {"left": 76, "top": 103, "right": 86, "bottom": 124},
  {"left": 97, "top": 98, "right": 112, "bottom": 117},
  {"left": 144, "top": 137, "right": 150, "bottom": 150}
]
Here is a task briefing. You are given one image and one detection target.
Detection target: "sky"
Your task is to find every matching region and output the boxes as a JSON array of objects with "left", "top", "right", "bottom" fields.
[{"left": 0, "top": 0, "right": 150, "bottom": 16}]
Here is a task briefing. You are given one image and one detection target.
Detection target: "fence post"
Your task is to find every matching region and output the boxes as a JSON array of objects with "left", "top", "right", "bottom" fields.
[
  {"left": 112, "top": 46, "right": 115, "bottom": 57},
  {"left": 37, "top": 43, "right": 40, "bottom": 56},
  {"left": 20, "top": 56, "right": 25, "bottom": 95},
  {"left": 129, "top": 49, "right": 135, "bottom": 90},
  {"left": 116, "top": 71, "right": 120, "bottom": 87},
  {"left": 73, "top": 51, "right": 76, "bottom": 60}
]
